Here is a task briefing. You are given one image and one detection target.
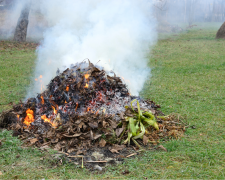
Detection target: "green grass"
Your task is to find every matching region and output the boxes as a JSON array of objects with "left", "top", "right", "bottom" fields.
[
  {"left": 0, "top": 26, "right": 225, "bottom": 179},
  {"left": 141, "top": 28, "right": 225, "bottom": 178},
  {"left": 0, "top": 41, "right": 37, "bottom": 112}
]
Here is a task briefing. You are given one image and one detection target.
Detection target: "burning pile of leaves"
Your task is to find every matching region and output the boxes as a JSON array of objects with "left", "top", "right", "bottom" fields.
[{"left": 0, "top": 61, "right": 186, "bottom": 169}]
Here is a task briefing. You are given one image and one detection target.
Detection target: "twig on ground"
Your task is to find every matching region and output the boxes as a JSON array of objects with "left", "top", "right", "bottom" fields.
[
  {"left": 68, "top": 155, "right": 83, "bottom": 158},
  {"left": 68, "top": 155, "right": 84, "bottom": 168},
  {"left": 126, "top": 153, "right": 137, "bottom": 158},
  {"left": 59, "top": 151, "right": 69, "bottom": 156},
  {"left": 82, "top": 156, "right": 83, "bottom": 168},
  {"left": 85, "top": 161, "right": 107, "bottom": 163}
]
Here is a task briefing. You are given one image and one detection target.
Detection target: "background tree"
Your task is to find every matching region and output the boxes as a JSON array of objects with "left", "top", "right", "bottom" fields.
[
  {"left": 186, "top": 0, "right": 198, "bottom": 26},
  {"left": 13, "top": 0, "right": 31, "bottom": 42}
]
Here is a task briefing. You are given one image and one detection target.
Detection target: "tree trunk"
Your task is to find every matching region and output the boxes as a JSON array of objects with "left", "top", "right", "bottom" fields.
[
  {"left": 187, "top": 0, "right": 194, "bottom": 26},
  {"left": 13, "top": 0, "right": 31, "bottom": 42}
]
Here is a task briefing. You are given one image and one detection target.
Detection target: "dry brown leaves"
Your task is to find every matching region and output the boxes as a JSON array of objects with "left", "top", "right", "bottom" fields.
[
  {"left": 99, "top": 139, "right": 106, "bottom": 147},
  {"left": 7, "top": 111, "right": 185, "bottom": 156},
  {"left": 157, "top": 145, "right": 167, "bottom": 152},
  {"left": 16, "top": 113, "right": 125, "bottom": 154},
  {"left": 109, "top": 144, "right": 126, "bottom": 154}
]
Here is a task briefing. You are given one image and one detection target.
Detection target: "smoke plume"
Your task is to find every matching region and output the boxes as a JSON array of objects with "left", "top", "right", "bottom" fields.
[
  {"left": 27, "top": 0, "right": 157, "bottom": 97},
  {"left": 1, "top": 0, "right": 223, "bottom": 98},
  {"left": 154, "top": 0, "right": 225, "bottom": 29}
]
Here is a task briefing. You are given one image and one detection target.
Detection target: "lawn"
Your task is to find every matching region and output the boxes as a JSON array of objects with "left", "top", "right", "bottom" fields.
[
  {"left": 0, "top": 25, "right": 225, "bottom": 179},
  {"left": 0, "top": 41, "right": 37, "bottom": 112}
]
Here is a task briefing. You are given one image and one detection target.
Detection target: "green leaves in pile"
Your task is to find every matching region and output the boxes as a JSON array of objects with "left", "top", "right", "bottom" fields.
[{"left": 124, "top": 99, "right": 159, "bottom": 147}]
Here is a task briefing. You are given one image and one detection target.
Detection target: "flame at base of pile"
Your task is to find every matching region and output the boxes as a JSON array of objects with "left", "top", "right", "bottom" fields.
[{"left": 23, "top": 109, "right": 34, "bottom": 126}]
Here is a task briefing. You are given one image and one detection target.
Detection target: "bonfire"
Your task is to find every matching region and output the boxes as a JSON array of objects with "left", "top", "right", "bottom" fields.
[{"left": 0, "top": 60, "right": 185, "bottom": 169}]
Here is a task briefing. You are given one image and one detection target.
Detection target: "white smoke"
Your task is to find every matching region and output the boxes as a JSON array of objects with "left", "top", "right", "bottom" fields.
[{"left": 27, "top": 0, "right": 157, "bottom": 96}]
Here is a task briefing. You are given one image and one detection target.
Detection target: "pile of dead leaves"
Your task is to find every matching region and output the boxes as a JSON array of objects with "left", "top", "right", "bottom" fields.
[
  {"left": 0, "top": 60, "right": 186, "bottom": 168},
  {"left": 8, "top": 109, "right": 186, "bottom": 155}
]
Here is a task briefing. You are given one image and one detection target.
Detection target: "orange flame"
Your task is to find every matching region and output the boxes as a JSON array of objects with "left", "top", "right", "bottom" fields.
[
  {"left": 24, "top": 109, "right": 35, "bottom": 126},
  {"left": 17, "top": 114, "right": 20, "bottom": 120},
  {"left": 75, "top": 103, "right": 78, "bottom": 111},
  {"left": 41, "top": 115, "right": 56, "bottom": 127},
  {"left": 66, "top": 86, "right": 69, "bottom": 91},
  {"left": 65, "top": 100, "right": 67, "bottom": 104},
  {"left": 84, "top": 83, "right": 89, "bottom": 88},
  {"left": 41, "top": 96, "right": 44, "bottom": 104},
  {"left": 84, "top": 74, "right": 90, "bottom": 79},
  {"left": 87, "top": 107, "right": 90, "bottom": 112},
  {"left": 84, "top": 74, "right": 90, "bottom": 88},
  {"left": 52, "top": 106, "right": 57, "bottom": 114}
]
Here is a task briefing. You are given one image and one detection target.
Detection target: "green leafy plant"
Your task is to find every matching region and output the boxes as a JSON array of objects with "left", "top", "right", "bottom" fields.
[{"left": 123, "top": 99, "right": 159, "bottom": 147}]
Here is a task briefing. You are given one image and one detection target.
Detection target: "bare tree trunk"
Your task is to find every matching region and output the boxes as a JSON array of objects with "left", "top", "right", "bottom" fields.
[
  {"left": 187, "top": 0, "right": 198, "bottom": 26},
  {"left": 187, "top": 0, "right": 193, "bottom": 26},
  {"left": 13, "top": 0, "right": 31, "bottom": 42}
]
